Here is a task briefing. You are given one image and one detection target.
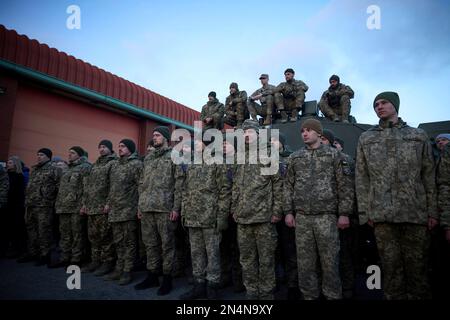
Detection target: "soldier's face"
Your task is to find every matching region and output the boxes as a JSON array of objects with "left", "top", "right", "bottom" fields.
[
  {"left": 320, "top": 136, "right": 331, "bottom": 145},
  {"left": 374, "top": 99, "right": 397, "bottom": 120},
  {"left": 37, "top": 152, "right": 49, "bottom": 164},
  {"left": 284, "top": 72, "right": 294, "bottom": 81},
  {"left": 118, "top": 143, "right": 131, "bottom": 157},
  {"left": 68, "top": 150, "right": 80, "bottom": 162},
  {"left": 244, "top": 129, "right": 257, "bottom": 144},
  {"left": 301, "top": 128, "right": 320, "bottom": 145},
  {"left": 223, "top": 141, "right": 235, "bottom": 156},
  {"left": 98, "top": 145, "right": 111, "bottom": 156},
  {"left": 436, "top": 138, "right": 449, "bottom": 151},
  {"left": 260, "top": 77, "right": 268, "bottom": 85},
  {"left": 208, "top": 96, "right": 214, "bottom": 102},
  {"left": 153, "top": 131, "right": 165, "bottom": 147},
  {"left": 147, "top": 145, "right": 155, "bottom": 154},
  {"left": 230, "top": 87, "right": 237, "bottom": 94},
  {"left": 330, "top": 80, "right": 338, "bottom": 88},
  {"left": 333, "top": 141, "right": 343, "bottom": 151}
]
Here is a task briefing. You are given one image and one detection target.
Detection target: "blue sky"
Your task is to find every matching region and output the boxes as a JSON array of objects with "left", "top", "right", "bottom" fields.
[{"left": 1, "top": 0, "right": 450, "bottom": 127}]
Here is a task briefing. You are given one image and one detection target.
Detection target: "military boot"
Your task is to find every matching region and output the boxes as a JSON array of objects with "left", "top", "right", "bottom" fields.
[
  {"left": 104, "top": 268, "right": 122, "bottom": 281},
  {"left": 93, "top": 262, "right": 115, "bottom": 276},
  {"left": 280, "top": 111, "right": 288, "bottom": 123},
  {"left": 262, "top": 115, "right": 272, "bottom": 126},
  {"left": 81, "top": 261, "right": 101, "bottom": 273},
  {"left": 157, "top": 274, "right": 173, "bottom": 296},
  {"left": 134, "top": 271, "right": 159, "bottom": 290},
  {"left": 118, "top": 272, "right": 132, "bottom": 286},
  {"left": 289, "top": 112, "right": 298, "bottom": 122},
  {"left": 179, "top": 282, "right": 207, "bottom": 300}
]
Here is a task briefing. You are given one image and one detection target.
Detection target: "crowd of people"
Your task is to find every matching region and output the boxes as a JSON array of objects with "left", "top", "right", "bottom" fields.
[{"left": 0, "top": 87, "right": 449, "bottom": 301}]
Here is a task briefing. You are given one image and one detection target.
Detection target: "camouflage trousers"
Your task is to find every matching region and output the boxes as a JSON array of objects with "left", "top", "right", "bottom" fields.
[
  {"left": 374, "top": 223, "right": 431, "bottom": 300},
  {"left": 112, "top": 220, "right": 137, "bottom": 272},
  {"left": 296, "top": 214, "right": 342, "bottom": 300},
  {"left": 59, "top": 212, "right": 86, "bottom": 263},
  {"left": 319, "top": 95, "right": 351, "bottom": 121},
  {"left": 237, "top": 222, "right": 277, "bottom": 300},
  {"left": 247, "top": 96, "right": 273, "bottom": 121},
  {"left": 87, "top": 214, "right": 115, "bottom": 264},
  {"left": 275, "top": 94, "right": 304, "bottom": 121},
  {"left": 141, "top": 212, "right": 176, "bottom": 275},
  {"left": 220, "top": 217, "right": 243, "bottom": 287},
  {"left": 339, "top": 215, "right": 359, "bottom": 294},
  {"left": 277, "top": 222, "right": 298, "bottom": 289},
  {"left": 25, "top": 206, "right": 53, "bottom": 257},
  {"left": 188, "top": 227, "right": 221, "bottom": 285}
]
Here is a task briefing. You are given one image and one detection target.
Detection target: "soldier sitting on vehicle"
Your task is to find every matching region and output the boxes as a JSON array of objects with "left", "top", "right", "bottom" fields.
[
  {"left": 247, "top": 74, "right": 282, "bottom": 126},
  {"left": 224, "top": 83, "right": 248, "bottom": 128},
  {"left": 319, "top": 75, "right": 354, "bottom": 123}
]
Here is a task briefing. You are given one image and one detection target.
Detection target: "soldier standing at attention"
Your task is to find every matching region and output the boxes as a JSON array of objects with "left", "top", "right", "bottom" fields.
[
  {"left": 201, "top": 91, "right": 225, "bottom": 130},
  {"left": 319, "top": 75, "right": 354, "bottom": 123},
  {"left": 80, "top": 140, "right": 117, "bottom": 276},
  {"left": 103, "top": 139, "right": 142, "bottom": 285},
  {"left": 135, "top": 127, "right": 181, "bottom": 296},
  {"left": 51, "top": 147, "right": 90, "bottom": 268},
  {"left": 273, "top": 68, "right": 308, "bottom": 123},
  {"left": 231, "top": 119, "right": 283, "bottom": 300},
  {"left": 18, "top": 148, "right": 59, "bottom": 265},
  {"left": 285, "top": 119, "right": 354, "bottom": 300},
  {"left": 356, "top": 92, "right": 438, "bottom": 299},
  {"left": 225, "top": 83, "right": 248, "bottom": 128}
]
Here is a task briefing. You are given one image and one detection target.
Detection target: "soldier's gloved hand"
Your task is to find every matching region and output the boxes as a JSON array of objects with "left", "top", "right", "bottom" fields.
[
  {"left": 285, "top": 213, "right": 295, "bottom": 228},
  {"left": 217, "top": 216, "right": 228, "bottom": 232},
  {"left": 337, "top": 215, "right": 350, "bottom": 230}
]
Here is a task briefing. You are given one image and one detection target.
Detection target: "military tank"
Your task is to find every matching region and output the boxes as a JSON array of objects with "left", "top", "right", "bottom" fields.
[{"left": 269, "top": 100, "right": 450, "bottom": 159}]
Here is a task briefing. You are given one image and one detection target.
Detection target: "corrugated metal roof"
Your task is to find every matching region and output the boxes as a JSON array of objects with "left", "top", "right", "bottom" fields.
[{"left": 0, "top": 24, "right": 200, "bottom": 126}]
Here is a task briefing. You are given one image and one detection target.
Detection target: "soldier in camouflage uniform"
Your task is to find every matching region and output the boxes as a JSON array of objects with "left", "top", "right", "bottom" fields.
[
  {"left": 322, "top": 131, "right": 359, "bottom": 299},
  {"left": 136, "top": 126, "right": 181, "bottom": 296},
  {"left": 437, "top": 135, "right": 450, "bottom": 243},
  {"left": 319, "top": 75, "right": 354, "bottom": 123},
  {"left": 248, "top": 74, "right": 282, "bottom": 126},
  {"left": 52, "top": 147, "right": 91, "bottom": 267},
  {"left": 273, "top": 68, "right": 308, "bottom": 123},
  {"left": 104, "top": 139, "right": 142, "bottom": 285},
  {"left": 224, "top": 83, "right": 248, "bottom": 128},
  {"left": 285, "top": 119, "right": 354, "bottom": 300},
  {"left": 179, "top": 139, "right": 229, "bottom": 300},
  {"left": 81, "top": 140, "right": 117, "bottom": 276},
  {"left": 231, "top": 119, "right": 284, "bottom": 300},
  {"left": 201, "top": 91, "right": 225, "bottom": 130},
  {"left": 356, "top": 92, "right": 438, "bottom": 299}
]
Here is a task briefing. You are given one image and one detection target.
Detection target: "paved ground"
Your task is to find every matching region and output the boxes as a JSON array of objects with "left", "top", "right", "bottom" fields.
[{"left": 0, "top": 255, "right": 384, "bottom": 300}]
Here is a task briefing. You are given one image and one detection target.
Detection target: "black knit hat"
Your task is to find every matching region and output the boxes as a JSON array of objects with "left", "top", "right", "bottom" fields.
[
  {"left": 284, "top": 68, "right": 295, "bottom": 74},
  {"left": 322, "top": 129, "right": 335, "bottom": 145},
  {"left": 70, "top": 146, "right": 85, "bottom": 157},
  {"left": 208, "top": 91, "right": 216, "bottom": 98},
  {"left": 229, "top": 82, "right": 239, "bottom": 90},
  {"left": 38, "top": 148, "right": 52, "bottom": 159},
  {"left": 153, "top": 126, "right": 171, "bottom": 141},
  {"left": 98, "top": 139, "right": 113, "bottom": 152},
  {"left": 119, "top": 139, "right": 136, "bottom": 154},
  {"left": 329, "top": 74, "right": 340, "bottom": 83},
  {"left": 335, "top": 137, "right": 344, "bottom": 149}
]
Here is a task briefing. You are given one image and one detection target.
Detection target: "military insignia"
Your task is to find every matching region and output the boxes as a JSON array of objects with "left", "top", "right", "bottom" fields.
[{"left": 341, "top": 160, "right": 352, "bottom": 176}]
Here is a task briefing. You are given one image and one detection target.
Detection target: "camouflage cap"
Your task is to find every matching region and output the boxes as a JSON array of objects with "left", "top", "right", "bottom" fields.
[
  {"left": 242, "top": 119, "right": 260, "bottom": 132},
  {"left": 301, "top": 119, "right": 323, "bottom": 135},
  {"left": 259, "top": 74, "right": 269, "bottom": 79}
]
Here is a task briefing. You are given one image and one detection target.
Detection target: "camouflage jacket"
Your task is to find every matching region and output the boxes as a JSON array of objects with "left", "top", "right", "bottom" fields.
[
  {"left": 320, "top": 83, "right": 354, "bottom": 107},
  {"left": 437, "top": 144, "right": 450, "bottom": 229},
  {"left": 231, "top": 145, "right": 283, "bottom": 224},
  {"left": 250, "top": 84, "right": 276, "bottom": 105},
  {"left": 178, "top": 163, "right": 229, "bottom": 228},
  {"left": 274, "top": 79, "right": 308, "bottom": 100},
  {"left": 284, "top": 144, "right": 354, "bottom": 216},
  {"left": 0, "top": 165, "right": 9, "bottom": 208},
  {"left": 201, "top": 99, "right": 225, "bottom": 126},
  {"left": 225, "top": 90, "right": 248, "bottom": 116},
  {"left": 355, "top": 118, "right": 438, "bottom": 225},
  {"left": 55, "top": 157, "right": 91, "bottom": 214},
  {"left": 107, "top": 153, "right": 142, "bottom": 222},
  {"left": 138, "top": 146, "right": 182, "bottom": 214},
  {"left": 25, "top": 160, "right": 60, "bottom": 208},
  {"left": 83, "top": 153, "right": 118, "bottom": 215}
]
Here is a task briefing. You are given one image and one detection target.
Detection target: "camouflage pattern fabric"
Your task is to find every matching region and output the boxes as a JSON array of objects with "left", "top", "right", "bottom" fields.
[
  {"left": 25, "top": 206, "right": 53, "bottom": 257},
  {"left": 201, "top": 98, "right": 225, "bottom": 130},
  {"left": 437, "top": 144, "right": 450, "bottom": 229},
  {"left": 59, "top": 212, "right": 85, "bottom": 263},
  {"left": 225, "top": 90, "right": 248, "bottom": 127},
  {"left": 87, "top": 214, "right": 115, "bottom": 264},
  {"left": 25, "top": 160, "right": 60, "bottom": 208},
  {"left": 112, "top": 220, "right": 137, "bottom": 273},
  {"left": 319, "top": 83, "right": 354, "bottom": 121},
  {"left": 274, "top": 79, "right": 308, "bottom": 120}
]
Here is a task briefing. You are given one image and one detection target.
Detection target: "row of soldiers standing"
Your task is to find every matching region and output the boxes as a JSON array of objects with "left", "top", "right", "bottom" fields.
[{"left": 201, "top": 68, "right": 355, "bottom": 128}]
